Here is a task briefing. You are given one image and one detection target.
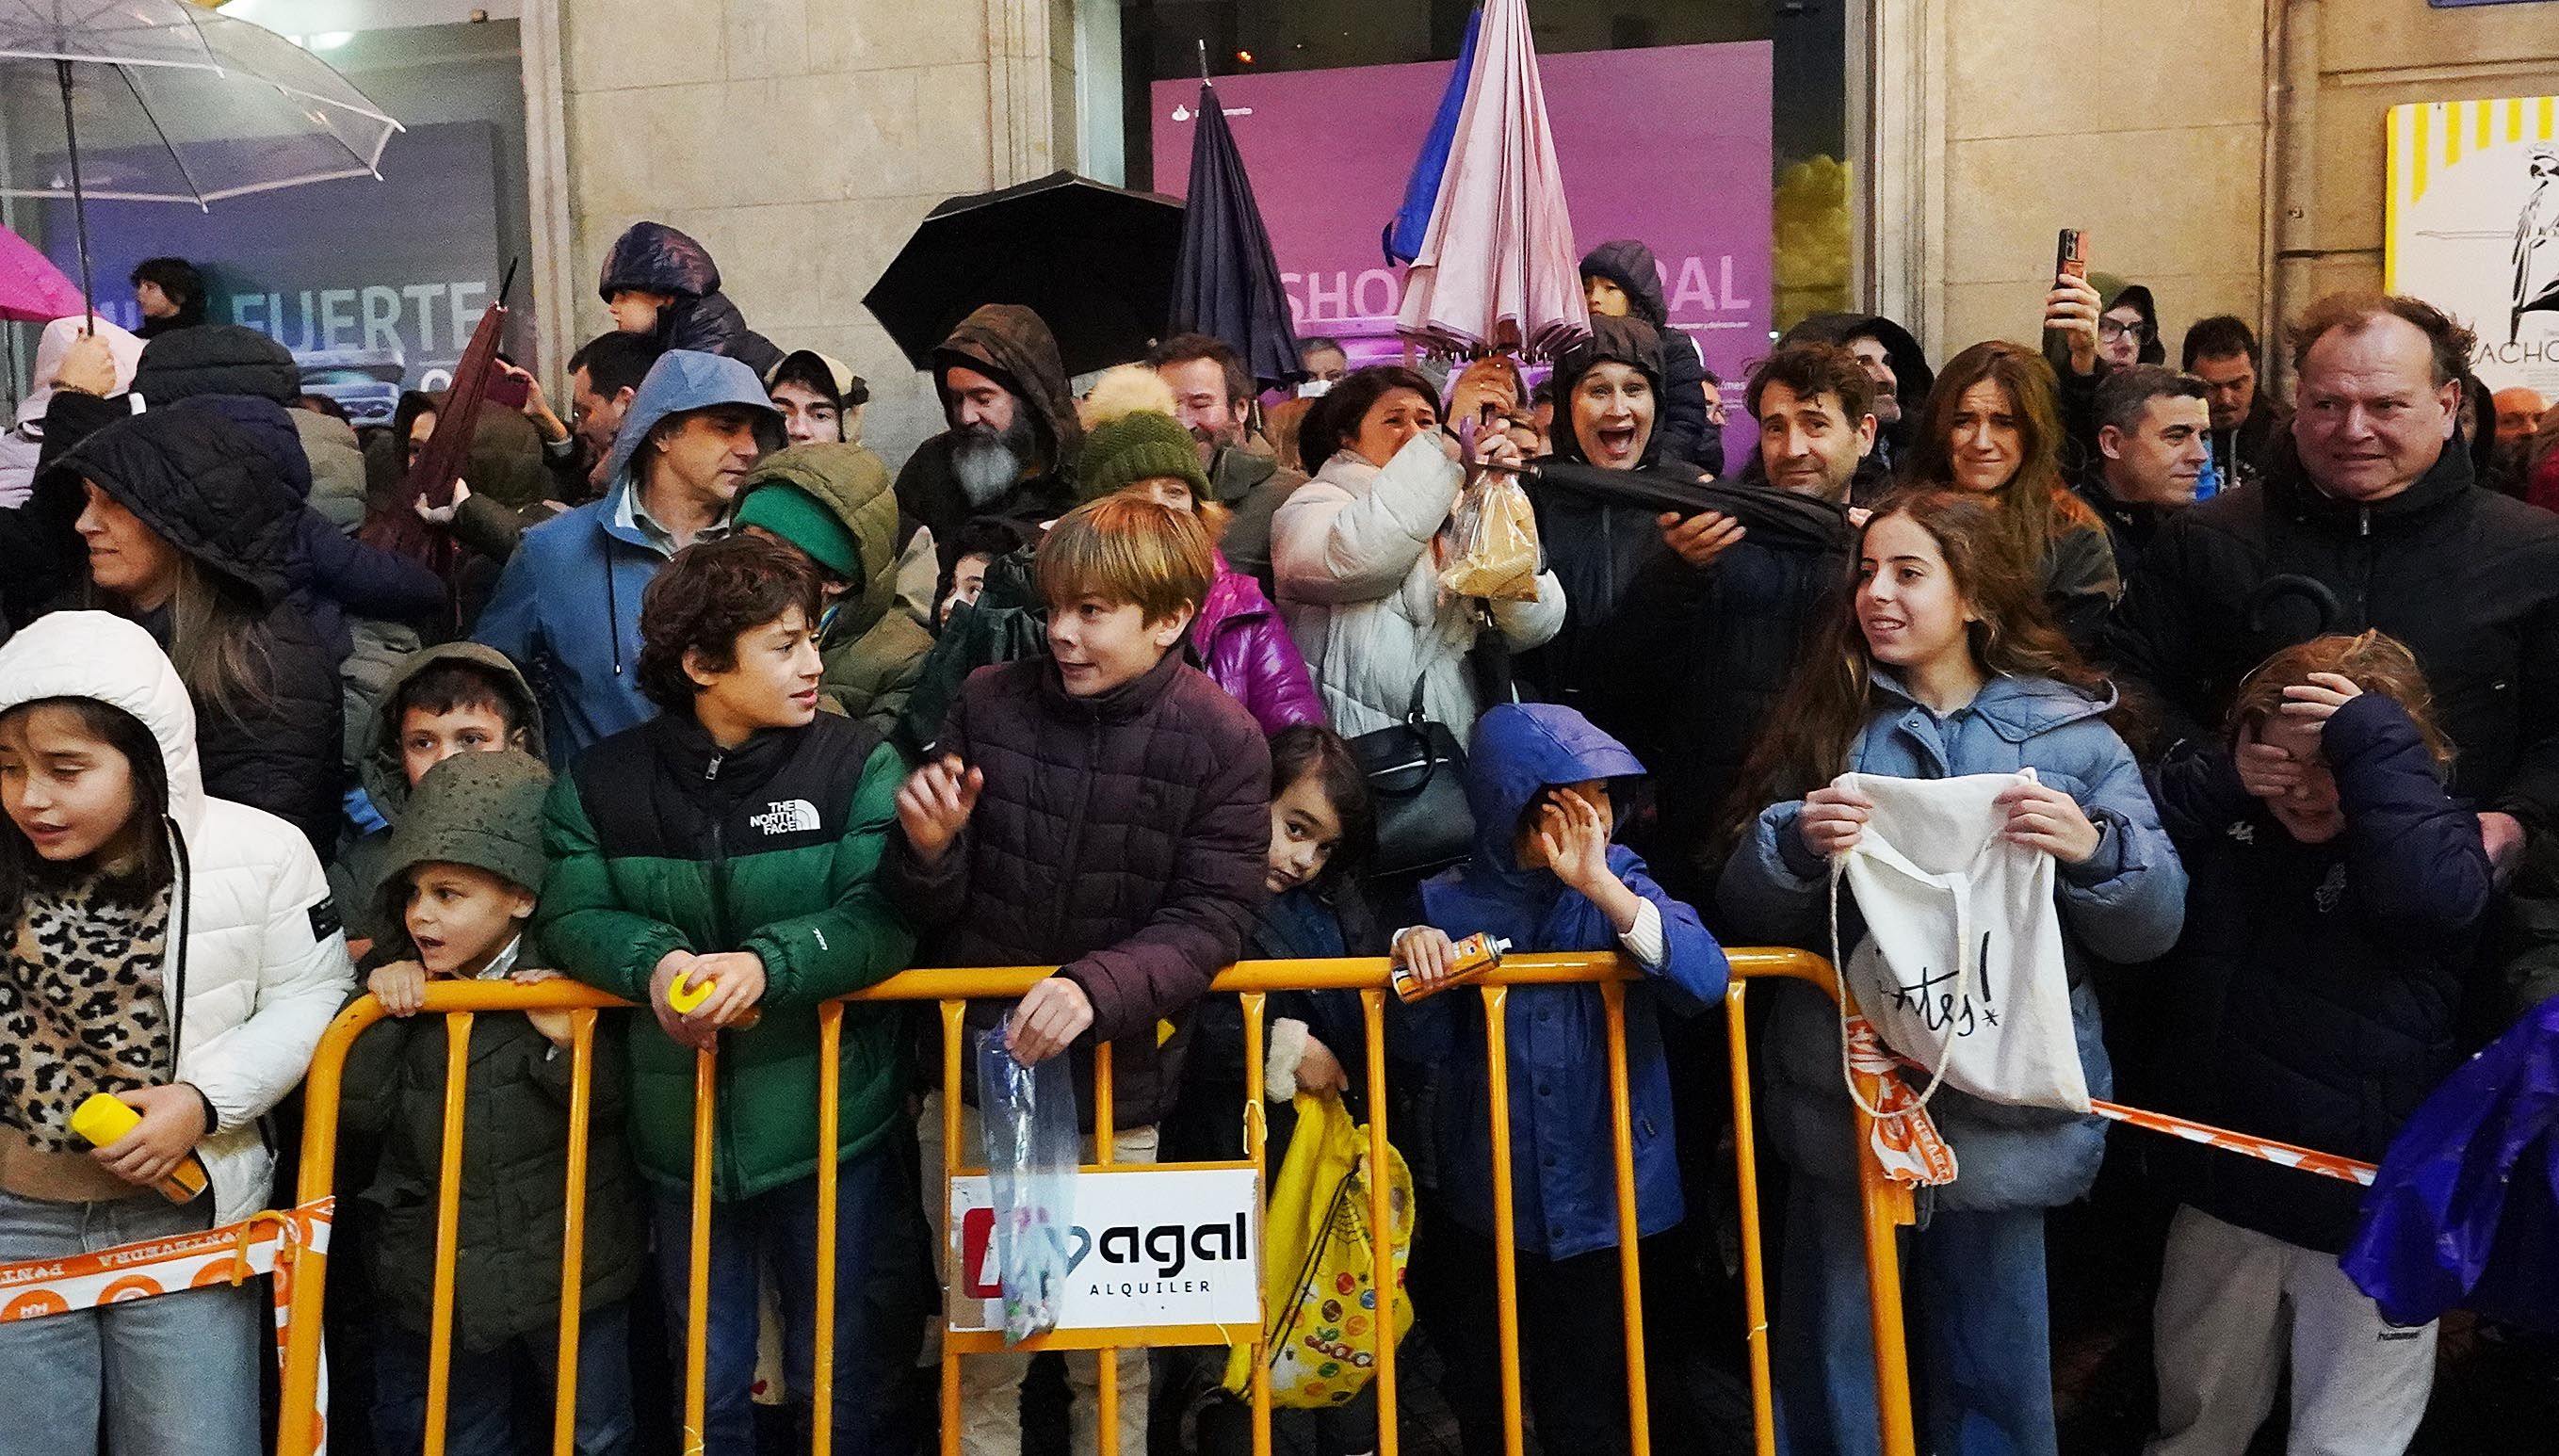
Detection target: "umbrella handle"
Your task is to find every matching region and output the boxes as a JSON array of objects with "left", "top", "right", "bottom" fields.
[{"left": 55, "top": 60, "right": 95, "bottom": 330}]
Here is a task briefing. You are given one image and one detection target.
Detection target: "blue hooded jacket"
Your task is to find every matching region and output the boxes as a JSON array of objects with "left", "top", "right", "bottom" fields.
[
  {"left": 1716, "top": 670, "right": 2186, "bottom": 1211},
  {"left": 1404, "top": 704, "right": 1728, "bottom": 1260},
  {"left": 474, "top": 350, "right": 781, "bottom": 764}
]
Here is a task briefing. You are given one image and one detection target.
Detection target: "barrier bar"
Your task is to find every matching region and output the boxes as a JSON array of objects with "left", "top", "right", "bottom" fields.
[
  {"left": 1093, "top": 1038, "right": 1119, "bottom": 1456},
  {"left": 1854, "top": 1097, "right": 1918, "bottom": 1456},
  {"left": 1239, "top": 990, "right": 1274, "bottom": 1456},
  {"left": 1480, "top": 985, "right": 1527, "bottom": 1456},
  {"left": 938, "top": 998, "right": 967, "bottom": 1456},
  {"left": 1360, "top": 989, "right": 1399, "bottom": 1456},
  {"left": 549, "top": 1011, "right": 598, "bottom": 1456},
  {"left": 271, "top": 979, "right": 640, "bottom": 1456},
  {"left": 684, "top": 1049, "right": 716, "bottom": 1455},
  {"left": 1722, "top": 981, "right": 1777, "bottom": 1456},
  {"left": 1600, "top": 980, "right": 1652, "bottom": 1456},
  {"left": 813, "top": 1003, "right": 844, "bottom": 1456},
  {"left": 423, "top": 1012, "right": 476, "bottom": 1456},
  {"left": 275, "top": 951, "right": 1920, "bottom": 1456}
]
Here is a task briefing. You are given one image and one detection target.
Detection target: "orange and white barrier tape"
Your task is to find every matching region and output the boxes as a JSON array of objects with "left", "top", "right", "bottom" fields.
[
  {"left": 0, "top": 1198, "right": 333, "bottom": 1451},
  {"left": 2092, "top": 1101, "right": 2376, "bottom": 1187},
  {"left": 1845, "top": 1013, "right": 1960, "bottom": 1187}
]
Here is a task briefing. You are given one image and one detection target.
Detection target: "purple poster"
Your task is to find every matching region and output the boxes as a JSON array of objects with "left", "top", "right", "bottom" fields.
[{"left": 1151, "top": 41, "right": 1773, "bottom": 425}]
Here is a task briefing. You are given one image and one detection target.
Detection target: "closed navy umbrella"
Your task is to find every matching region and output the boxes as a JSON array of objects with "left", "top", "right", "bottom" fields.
[{"left": 1170, "top": 80, "right": 1304, "bottom": 389}]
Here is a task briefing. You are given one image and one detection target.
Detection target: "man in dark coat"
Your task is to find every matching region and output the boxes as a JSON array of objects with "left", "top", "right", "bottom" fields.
[
  {"left": 597, "top": 220, "right": 784, "bottom": 376},
  {"left": 1783, "top": 311, "right": 1933, "bottom": 481},
  {"left": 1146, "top": 331, "right": 1307, "bottom": 594},
  {"left": 2105, "top": 292, "right": 2559, "bottom": 903},
  {"left": 1639, "top": 341, "right": 1868, "bottom": 896},
  {"left": 2182, "top": 314, "right": 2289, "bottom": 493},
  {"left": 1579, "top": 238, "right": 1723, "bottom": 475},
  {"left": 2072, "top": 364, "right": 2211, "bottom": 585},
  {"left": 892, "top": 303, "right": 1085, "bottom": 573}
]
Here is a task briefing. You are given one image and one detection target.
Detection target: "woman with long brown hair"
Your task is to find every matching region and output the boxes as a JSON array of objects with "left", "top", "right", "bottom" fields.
[
  {"left": 1717, "top": 489, "right": 2185, "bottom": 1456},
  {"left": 58, "top": 408, "right": 347, "bottom": 859},
  {"left": 1902, "top": 340, "right": 2122, "bottom": 645}
]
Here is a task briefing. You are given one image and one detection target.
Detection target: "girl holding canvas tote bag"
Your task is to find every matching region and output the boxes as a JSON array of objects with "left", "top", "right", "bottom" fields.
[{"left": 1717, "top": 492, "right": 2185, "bottom": 1456}]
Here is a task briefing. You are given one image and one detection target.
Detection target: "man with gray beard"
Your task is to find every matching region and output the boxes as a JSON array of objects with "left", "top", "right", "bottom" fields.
[{"left": 893, "top": 304, "right": 1086, "bottom": 573}]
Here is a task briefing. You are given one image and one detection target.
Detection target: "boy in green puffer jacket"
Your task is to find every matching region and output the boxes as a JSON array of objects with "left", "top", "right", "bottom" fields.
[
  {"left": 536, "top": 533, "right": 920, "bottom": 1455},
  {"left": 341, "top": 747, "right": 642, "bottom": 1456}
]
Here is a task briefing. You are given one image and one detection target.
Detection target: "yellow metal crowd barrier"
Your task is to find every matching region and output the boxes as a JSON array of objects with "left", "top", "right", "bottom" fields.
[{"left": 274, "top": 949, "right": 1918, "bottom": 1456}]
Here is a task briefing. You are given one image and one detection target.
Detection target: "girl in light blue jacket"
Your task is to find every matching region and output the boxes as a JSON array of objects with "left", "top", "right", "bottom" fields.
[{"left": 1717, "top": 490, "right": 2185, "bottom": 1456}]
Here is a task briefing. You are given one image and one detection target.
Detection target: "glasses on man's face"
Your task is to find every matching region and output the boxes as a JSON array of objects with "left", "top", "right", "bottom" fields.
[{"left": 2098, "top": 317, "right": 2147, "bottom": 342}]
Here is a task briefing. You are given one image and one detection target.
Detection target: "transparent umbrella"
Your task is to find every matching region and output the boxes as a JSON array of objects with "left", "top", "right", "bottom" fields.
[{"left": 0, "top": 0, "right": 403, "bottom": 316}]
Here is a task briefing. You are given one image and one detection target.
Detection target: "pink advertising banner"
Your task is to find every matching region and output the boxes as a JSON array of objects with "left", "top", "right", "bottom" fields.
[{"left": 1150, "top": 41, "right": 1773, "bottom": 394}]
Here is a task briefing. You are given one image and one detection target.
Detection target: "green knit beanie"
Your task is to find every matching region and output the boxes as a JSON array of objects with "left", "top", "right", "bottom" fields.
[
  {"left": 734, "top": 483, "right": 862, "bottom": 579},
  {"left": 1077, "top": 410, "right": 1213, "bottom": 505}
]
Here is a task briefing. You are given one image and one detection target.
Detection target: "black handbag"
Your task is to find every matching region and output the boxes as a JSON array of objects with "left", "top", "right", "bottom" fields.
[{"left": 1345, "top": 672, "right": 1475, "bottom": 879}]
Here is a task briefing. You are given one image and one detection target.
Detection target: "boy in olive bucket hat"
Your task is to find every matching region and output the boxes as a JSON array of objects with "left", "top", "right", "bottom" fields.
[{"left": 340, "top": 748, "right": 644, "bottom": 1456}]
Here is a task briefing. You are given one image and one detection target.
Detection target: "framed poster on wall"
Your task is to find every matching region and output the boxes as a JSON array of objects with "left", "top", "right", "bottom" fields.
[{"left": 2387, "top": 94, "right": 2559, "bottom": 396}]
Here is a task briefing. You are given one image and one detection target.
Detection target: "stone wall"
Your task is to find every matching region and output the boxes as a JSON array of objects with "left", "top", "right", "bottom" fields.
[
  {"left": 556, "top": 0, "right": 1070, "bottom": 462},
  {"left": 1934, "top": 0, "right": 2268, "bottom": 362}
]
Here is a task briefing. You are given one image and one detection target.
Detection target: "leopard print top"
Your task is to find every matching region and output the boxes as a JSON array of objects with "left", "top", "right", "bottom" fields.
[{"left": 0, "top": 877, "right": 173, "bottom": 1154}]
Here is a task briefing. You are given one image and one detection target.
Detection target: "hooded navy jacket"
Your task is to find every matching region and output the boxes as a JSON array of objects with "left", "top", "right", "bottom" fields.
[
  {"left": 2151, "top": 693, "right": 2491, "bottom": 1254},
  {"left": 1401, "top": 704, "right": 1727, "bottom": 1259}
]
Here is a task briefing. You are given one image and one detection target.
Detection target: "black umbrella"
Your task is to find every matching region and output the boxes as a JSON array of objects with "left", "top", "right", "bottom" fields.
[
  {"left": 864, "top": 170, "right": 1185, "bottom": 380},
  {"left": 1170, "top": 79, "right": 1304, "bottom": 389},
  {"left": 1531, "top": 461, "right": 1854, "bottom": 555}
]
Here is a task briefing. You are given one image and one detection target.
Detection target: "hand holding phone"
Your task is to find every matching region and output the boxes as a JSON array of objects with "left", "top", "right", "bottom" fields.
[{"left": 2042, "top": 228, "right": 2100, "bottom": 377}]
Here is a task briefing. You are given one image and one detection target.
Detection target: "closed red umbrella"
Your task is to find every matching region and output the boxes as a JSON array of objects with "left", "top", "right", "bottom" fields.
[
  {"left": 1394, "top": 0, "right": 1588, "bottom": 360},
  {"left": 0, "top": 222, "right": 82, "bottom": 324}
]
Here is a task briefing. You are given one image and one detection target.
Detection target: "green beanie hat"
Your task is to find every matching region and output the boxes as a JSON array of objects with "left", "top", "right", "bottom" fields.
[
  {"left": 734, "top": 482, "right": 862, "bottom": 579},
  {"left": 1076, "top": 410, "right": 1214, "bottom": 506},
  {"left": 373, "top": 749, "right": 553, "bottom": 931}
]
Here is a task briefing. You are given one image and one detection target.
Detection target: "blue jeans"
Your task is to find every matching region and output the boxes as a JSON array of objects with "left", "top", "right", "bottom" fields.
[
  {"left": 0, "top": 1189, "right": 262, "bottom": 1456},
  {"left": 1774, "top": 1181, "right": 2057, "bottom": 1456},
  {"left": 648, "top": 1144, "right": 924, "bottom": 1456},
  {"left": 370, "top": 1301, "right": 635, "bottom": 1456}
]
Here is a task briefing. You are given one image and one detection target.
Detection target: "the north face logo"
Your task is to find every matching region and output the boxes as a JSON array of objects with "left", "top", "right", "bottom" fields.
[{"left": 748, "top": 800, "right": 820, "bottom": 835}]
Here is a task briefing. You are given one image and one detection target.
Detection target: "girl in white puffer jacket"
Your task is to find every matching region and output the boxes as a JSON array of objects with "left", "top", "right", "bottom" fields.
[{"left": 0, "top": 611, "right": 353, "bottom": 1456}]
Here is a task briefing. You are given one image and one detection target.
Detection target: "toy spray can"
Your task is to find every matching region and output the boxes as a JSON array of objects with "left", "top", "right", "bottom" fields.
[
  {"left": 70, "top": 1092, "right": 210, "bottom": 1204},
  {"left": 1391, "top": 932, "right": 1513, "bottom": 1003}
]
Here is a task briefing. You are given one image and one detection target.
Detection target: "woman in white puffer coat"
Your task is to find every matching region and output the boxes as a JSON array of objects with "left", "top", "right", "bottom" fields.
[
  {"left": 1272, "top": 365, "right": 1565, "bottom": 736},
  {"left": 0, "top": 610, "right": 353, "bottom": 1456}
]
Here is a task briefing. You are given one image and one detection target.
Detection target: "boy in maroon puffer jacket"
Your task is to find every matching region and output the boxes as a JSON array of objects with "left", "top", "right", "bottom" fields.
[{"left": 884, "top": 493, "right": 1271, "bottom": 1456}]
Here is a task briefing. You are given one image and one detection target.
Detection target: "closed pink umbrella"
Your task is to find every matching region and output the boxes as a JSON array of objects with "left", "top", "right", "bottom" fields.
[
  {"left": 1395, "top": 0, "right": 1588, "bottom": 360},
  {"left": 0, "top": 222, "right": 82, "bottom": 324}
]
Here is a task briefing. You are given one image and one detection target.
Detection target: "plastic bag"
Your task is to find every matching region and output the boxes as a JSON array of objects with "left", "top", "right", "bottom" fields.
[
  {"left": 1438, "top": 473, "right": 1541, "bottom": 601},
  {"left": 1223, "top": 1092, "right": 1415, "bottom": 1408},
  {"left": 977, "top": 1027, "right": 1078, "bottom": 1345}
]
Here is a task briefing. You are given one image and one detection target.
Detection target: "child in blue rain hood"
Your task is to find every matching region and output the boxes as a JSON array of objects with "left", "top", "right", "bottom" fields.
[{"left": 1392, "top": 703, "right": 1727, "bottom": 1456}]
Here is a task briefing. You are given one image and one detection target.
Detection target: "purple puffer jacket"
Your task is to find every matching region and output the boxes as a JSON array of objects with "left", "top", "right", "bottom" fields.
[{"left": 1194, "top": 558, "right": 1324, "bottom": 734}]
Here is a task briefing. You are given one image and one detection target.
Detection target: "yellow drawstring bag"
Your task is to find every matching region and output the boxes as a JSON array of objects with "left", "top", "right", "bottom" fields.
[{"left": 1223, "top": 1092, "right": 1415, "bottom": 1408}]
